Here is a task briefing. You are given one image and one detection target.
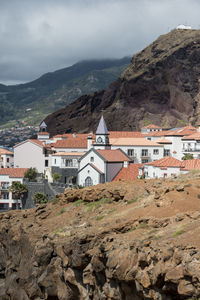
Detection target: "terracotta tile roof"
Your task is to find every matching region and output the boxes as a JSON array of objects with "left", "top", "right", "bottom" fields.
[
  {"left": 0, "top": 148, "right": 13, "bottom": 155},
  {"left": 109, "top": 131, "right": 143, "bottom": 138},
  {"left": 156, "top": 138, "right": 172, "bottom": 144},
  {"left": 142, "top": 124, "right": 162, "bottom": 129},
  {"left": 144, "top": 130, "right": 169, "bottom": 137},
  {"left": 53, "top": 133, "right": 90, "bottom": 139},
  {"left": 52, "top": 152, "right": 85, "bottom": 156},
  {"left": 97, "top": 149, "right": 131, "bottom": 162},
  {"left": 52, "top": 139, "right": 87, "bottom": 149},
  {"left": 165, "top": 126, "right": 197, "bottom": 137},
  {"left": 145, "top": 157, "right": 182, "bottom": 167},
  {"left": 37, "top": 132, "right": 49, "bottom": 135},
  {"left": 0, "top": 168, "right": 28, "bottom": 178},
  {"left": 181, "top": 159, "right": 200, "bottom": 170},
  {"left": 90, "top": 163, "right": 103, "bottom": 174},
  {"left": 113, "top": 163, "right": 142, "bottom": 181},
  {"left": 182, "top": 132, "right": 200, "bottom": 140},
  {"left": 110, "top": 138, "right": 163, "bottom": 147},
  {"left": 29, "top": 139, "right": 44, "bottom": 147}
]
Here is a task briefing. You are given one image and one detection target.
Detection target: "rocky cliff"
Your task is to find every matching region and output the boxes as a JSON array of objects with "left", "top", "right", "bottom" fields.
[
  {"left": 1, "top": 173, "right": 200, "bottom": 299},
  {"left": 45, "top": 29, "right": 200, "bottom": 135}
]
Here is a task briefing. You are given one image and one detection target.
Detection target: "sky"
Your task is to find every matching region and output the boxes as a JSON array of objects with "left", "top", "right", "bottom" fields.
[{"left": 0, "top": 0, "right": 200, "bottom": 85}]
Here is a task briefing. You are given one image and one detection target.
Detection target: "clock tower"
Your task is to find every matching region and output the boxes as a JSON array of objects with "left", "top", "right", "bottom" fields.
[{"left": 94, "top": 115, "right": 111, "bottom": 149}]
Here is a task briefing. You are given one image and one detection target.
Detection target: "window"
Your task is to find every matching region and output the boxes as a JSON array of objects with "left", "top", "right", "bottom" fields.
[
  {"left": 45, "top": 160, "right": 48, "bottom": 167},
  {"left": 54, "top": 159, "right": 56, "bottom": 164},
  {"left": 153, "top": 149, "right": 159, "bottom": 155},
  {"left": 7, "top": 158, "right": 9, "bottom": 163},
  {"left": 128, "top": 149, "right": 134, "bottom": 157},
  {"left": 90, "top": 157, "right": 94, "bottom": 162},
  {"left": 164, "top": 149, "right": 170, "bottom": 157},
  {"left": 0, "top": 203, "right": 9, "bottom": 210},
  {"left": 142, "top": 159, "right": 149, "bottom": 163},
  {"left": 65, "top": 159, "right": 73, "bottom": 167},
  {"left": 141, "top": 149, "right": 148, "bottom": 157}
]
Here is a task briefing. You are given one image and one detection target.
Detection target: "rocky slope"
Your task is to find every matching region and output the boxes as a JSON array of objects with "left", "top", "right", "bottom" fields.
[
  {"left": 1, "top": 172, "right": 200, "bottom": 299},
  {"left": 45, "top": 29, "right": 200, "bottom": 135}
]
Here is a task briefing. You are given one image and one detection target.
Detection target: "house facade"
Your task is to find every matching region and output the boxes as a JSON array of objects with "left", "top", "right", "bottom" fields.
[
  {"left": 0, "top": 168, "right": 27, "bottom": 210},
  {"left": 0, "top": 148, "right": 14, "bottom": 168}
]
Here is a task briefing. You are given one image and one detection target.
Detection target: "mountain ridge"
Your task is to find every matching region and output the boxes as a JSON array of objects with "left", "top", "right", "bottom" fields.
[{"left": 45, "top": 29, "right": 200, "bottom": 135}]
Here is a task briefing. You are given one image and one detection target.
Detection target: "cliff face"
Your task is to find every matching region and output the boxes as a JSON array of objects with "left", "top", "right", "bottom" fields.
[
  {"left": 45, "top": 29, "right": 200, "bottom": 135},
  {"left": 1, "top": 174, "right": 200, "bottom": 299}
]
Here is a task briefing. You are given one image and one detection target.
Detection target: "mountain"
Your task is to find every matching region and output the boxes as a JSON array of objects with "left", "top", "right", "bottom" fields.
[
  {"left": 0, "top": 57, "right": 130, "bottom": 127},
  {"left": 45, "top": 29, "right": 200, "bottom": 135}
]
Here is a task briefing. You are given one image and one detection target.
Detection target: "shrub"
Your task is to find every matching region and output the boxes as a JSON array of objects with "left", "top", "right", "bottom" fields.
[
  {"left": 33, "top": 192, "right": 47, "bottom": 204},
  {"left": 56, "top": 208, "right": 66, "bottom": 216},
  {"left": 73, "top": 199, "right": 84, "bottom": 206},
  {"left": 24, "top": 168, "right": 38, "bottom": 181},
  {"left": 173, "top": 228, "right": 185, "bottom": 237},
  {"left": 53, "top": 173, "right": 61, "bottom": 182},
  {"left": 182, "top": 154, "right": 194, "bottom": 160}
]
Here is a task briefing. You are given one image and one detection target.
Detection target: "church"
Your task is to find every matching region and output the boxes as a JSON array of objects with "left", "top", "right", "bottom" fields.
[{"left": 77, "top": 116, "right": 132, "bottom": 186}]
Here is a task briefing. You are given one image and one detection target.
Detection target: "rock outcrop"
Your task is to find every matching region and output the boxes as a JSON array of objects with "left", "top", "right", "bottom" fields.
[
  {"left": 1, "top": 174, "right": 200, "bottom": 299},
  {"left": 45, "top": 29, "right": 200, "bottom": 135}
]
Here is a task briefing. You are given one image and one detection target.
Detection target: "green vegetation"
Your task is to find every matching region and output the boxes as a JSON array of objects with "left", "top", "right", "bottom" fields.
[
  {"left": 173, "top": 228, "right": 185, "bottom": 237},
  {"left": 53, "top": 173, "right": 61, "bottom": 182},
  {"left": 197, "top": 194, "right": 200, "bottom": 199},
  {"left": 85, "top": 198, "right": 112, "bottom": 211},
  {"left": 73, "top": 199, "right": 84, "bottom": 207},
  {"left": 128, "top": 227, "right": 137, "bottom": 232},
  {"left": 96, "top": 215, "right": 104, "bottom": 221},
  {"left": 24, "top": 167, "right": 38, "bottom": 181},
  {"left": 108, "top": 209, "right": 117, "bottom": 214},
  {"left": 9, "top": 182, "right": 28, "bottom": 208},
  {"left": 0, "top": 58, "right": 130, "bottom": 128},
  {"left": 56, "top": 207, "right": 67, "bottom": 216},
  {"left": 182, "top": 153, "right": 194, "bottom": 160},
  {"left": 33, "top": 192, "right": 47, "bottom": 204}
]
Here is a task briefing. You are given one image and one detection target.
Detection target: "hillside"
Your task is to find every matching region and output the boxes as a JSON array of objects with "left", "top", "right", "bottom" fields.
[
  {"left": 0, "top": 58, "right": 130, "bottom": 128},
  {"left": 45, "top": 29, "right": 200, "bottom": 135},
  {"left": 1, "top": 173, "right": 200, "bottom": 299}
]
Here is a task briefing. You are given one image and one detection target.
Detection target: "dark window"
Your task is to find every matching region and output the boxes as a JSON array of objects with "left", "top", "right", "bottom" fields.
[
  {"left": 90, "top": 157, "right": 94, "bottom": 162},
  {"left": 7, "top": 158, "right": 9, "bottom": 163},
  {"left": 45, "top": 160, "right": 48, "bottom": 167}
]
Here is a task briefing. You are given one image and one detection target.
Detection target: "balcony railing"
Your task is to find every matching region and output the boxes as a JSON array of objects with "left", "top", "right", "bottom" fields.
[{"left": 183, "top": 149, "right": 200, "bottom": 152}]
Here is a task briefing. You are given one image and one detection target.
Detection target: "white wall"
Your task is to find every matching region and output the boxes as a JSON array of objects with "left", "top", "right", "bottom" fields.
[
  {"left": 111, "top": 145, "right": 163, "bottom": 163},
  {"left": 78, "top": 164, "right": 100, "bottom": 186},
  {"left": 53, "top": 147, "right": 87, "bottom": 152},
  {"left": 1, "top": 154, "right": 14, "bottom": 168},
  {"left": 0, "top": 175, "right": 23, "bottom": 208},
  {"left": 79, "top": 150, "right": 106, "bottom": 174},
  {"left": 143, "top": 165, "right": 181, "bottom": 179},
  {"left": 14, "top": 141, "right": 45, "bottom": 173}
]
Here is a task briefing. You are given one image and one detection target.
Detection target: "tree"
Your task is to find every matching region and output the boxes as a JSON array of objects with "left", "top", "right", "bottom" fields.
[
  {"left": 53, "top": 173, "right": 61, "bottom": 182},
  {"left": 9, "top": 182, "right": 27, "bottom": 209},
  {"left": 24, "top": 167, "right": 38, "bottom": 181},
  {"left": 33, "top": 192, "right": 47, "bottom": 204},
  {"left": 182, "top": 153, "right": 194, "bottom": 160}
]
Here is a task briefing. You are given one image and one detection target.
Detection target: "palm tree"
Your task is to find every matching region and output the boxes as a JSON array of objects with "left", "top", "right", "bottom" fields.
[{"left": 9, "top": 182, "right": 27, "bottom": 209}]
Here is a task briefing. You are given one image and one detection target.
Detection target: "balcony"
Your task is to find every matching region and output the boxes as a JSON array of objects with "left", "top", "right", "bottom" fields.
[
  {"left": 141, "top": 153, "right": 150, "bottom": 158},
  {"left": 183, "top": 148, "right": 200, "bottom": 152}
]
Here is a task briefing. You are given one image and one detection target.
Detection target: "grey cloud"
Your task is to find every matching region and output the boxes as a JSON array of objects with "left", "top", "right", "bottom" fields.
[{"left": 0, "top": 0, "right": 199, "bottom": 84}]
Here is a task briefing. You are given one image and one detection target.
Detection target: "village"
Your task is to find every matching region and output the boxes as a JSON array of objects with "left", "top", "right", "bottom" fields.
[{"left": 1, "top": 115, "right": 200, "bottom": 210}]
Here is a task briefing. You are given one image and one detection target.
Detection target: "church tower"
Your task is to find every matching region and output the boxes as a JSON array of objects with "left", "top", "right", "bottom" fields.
[{"left": 94, "top": 115, "right": 111, "bottom": 149}]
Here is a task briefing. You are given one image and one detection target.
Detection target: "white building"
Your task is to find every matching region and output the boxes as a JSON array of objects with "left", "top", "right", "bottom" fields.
[
  {"left": 0, "top": 168, "right": 27, "bottom": 210},
  {"left": 0, "top": 148, "right": 14, "bottom": 168}
]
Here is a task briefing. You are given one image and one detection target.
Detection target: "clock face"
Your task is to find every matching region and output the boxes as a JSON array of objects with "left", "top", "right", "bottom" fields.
[{"left": 97, "top": 137, "right": 103, "bottom": 143}]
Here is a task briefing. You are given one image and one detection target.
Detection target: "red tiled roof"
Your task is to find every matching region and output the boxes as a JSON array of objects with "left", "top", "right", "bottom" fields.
[
  {"left": 142, "top": 124, "right": 162, "bottom": 129},
  {"left": 109, "top": 131, "right": 143, "bottom": 138},
  {"left": 144, "top": 130, "right": 169, "bottom": 137},
  {"left": 37, "top": 132, "right": 49, "bottom": 135},
  {"left": 0, "top": 148, "right": 13, "bottom": 155},
  {"left": 110, "top": 138, "right": 163, "bottom": 147},
  {"left": 145, "top": 157, "right": 182, "bottom": 167},
  {"left": 113, "top": 163, "right": 142, "bottom": 181},
  {"left": 165, "top": 126, "right": 197, "bottom": 137},
  {"left": 29, "top": 139, "right": 44, "bottom": 147},
  {"left": 52, "top": 139, "right": 87, "bottom": 149},
  {"left": 0, "top": 168, "right": 28, "bottom": 178},
  {"left": 53, "top": 133, "right": 90, "bottom": 139},
  {"left": 90, "top": 163, "right": 103, "bottom": 174},
  {"left": 182, "top": 132, "right": 200, "bottom": 140},
  {"left": 97, "top": 149, "right": 131, "bottom": 162},
  {"left": 181, "top": 159, "right": 200, "bottom": 170},
  {"left": 156, "top": 138, "right": 172, "bottom": 144}
]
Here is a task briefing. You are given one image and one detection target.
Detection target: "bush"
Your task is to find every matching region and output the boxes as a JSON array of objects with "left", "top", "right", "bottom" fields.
[
  {"left": 182, "top": 154, "right": 194, "bottom": 160},
  {"left": 33, "top": 192, "right": 47, "bottom": 204},
  {"left": 53, "top": 173, "right": 61, "bottom": 182},
  {"left": 24, "top": 168, "right": 38, "bottom": 181}
]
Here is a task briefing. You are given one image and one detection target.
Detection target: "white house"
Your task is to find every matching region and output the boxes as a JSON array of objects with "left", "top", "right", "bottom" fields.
[
  {"left": 0, "top": 148, "right": 14, "bottom": 168},
  {"left": 0, "top": 168, "right": 27, "bottom": 210},
  {"left": 110, "top": 138, "right": 163, "bottom": 163},
  {"left": 78, "top": 148, "right": 131, "bottom": 186},
  {"left": 141, "top": 124, "right": 162, "bottom": 134},
  {"left": 182, "top": 132, "right": 200, "bottom": 158},
  {"left": 14, "top": 139, "right": 53, "bottom": 173}
]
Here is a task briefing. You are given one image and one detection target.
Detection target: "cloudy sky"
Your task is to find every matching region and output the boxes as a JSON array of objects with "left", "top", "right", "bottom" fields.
[{"left": 0, "top": 0, "right": 200, "bottom": 85}]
